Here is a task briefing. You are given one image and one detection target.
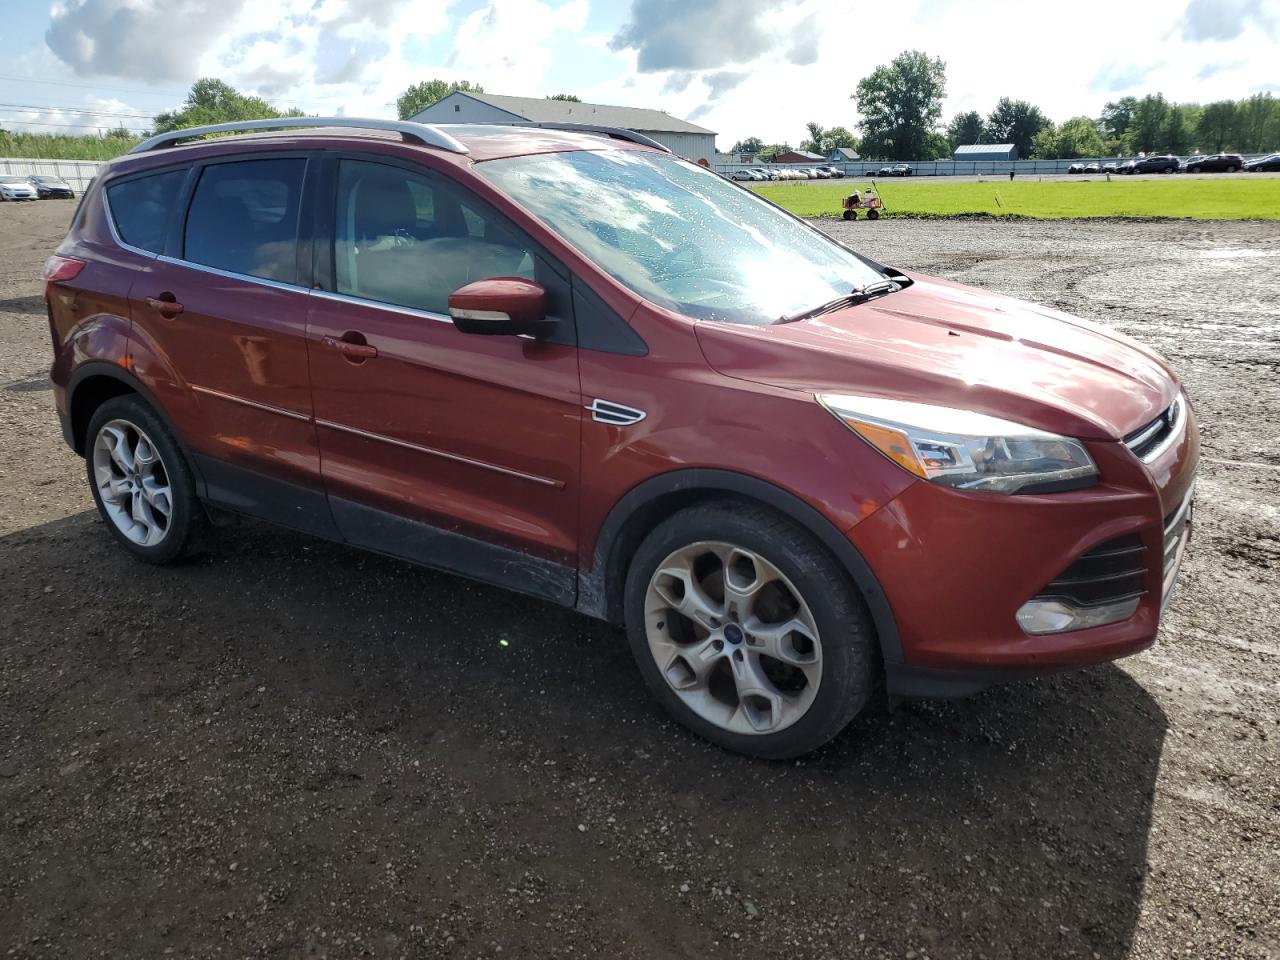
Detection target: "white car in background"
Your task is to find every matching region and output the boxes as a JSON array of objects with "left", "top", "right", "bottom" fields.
[{"left": 0, "top": 176, "right": 39, "bottom": 201}]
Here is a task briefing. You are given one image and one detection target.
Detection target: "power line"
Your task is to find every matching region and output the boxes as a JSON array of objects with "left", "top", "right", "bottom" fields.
[
  {"left": 0, "top": 101, "right": 157, "bottom": 120},
  {"left": 0, "top": 73, "right": 327, "bottom": 109},
  {"left": 0, "top": 116, "right": 149, "bottom": 133}
]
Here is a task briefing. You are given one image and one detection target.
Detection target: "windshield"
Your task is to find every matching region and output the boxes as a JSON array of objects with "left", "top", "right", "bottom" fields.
[{"left": 475, "top": 150, "right": 885, "bottom": 325}]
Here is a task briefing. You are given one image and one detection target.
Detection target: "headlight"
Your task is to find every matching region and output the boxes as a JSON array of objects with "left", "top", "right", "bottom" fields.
[{"left": 818, "top": 394, "right": 1098, "bottom": 494}]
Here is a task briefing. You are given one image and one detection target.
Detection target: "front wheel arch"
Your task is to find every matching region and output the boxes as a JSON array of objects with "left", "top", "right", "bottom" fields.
[{"left": 579, "top": 468, "right": 903, "bottom": 669}]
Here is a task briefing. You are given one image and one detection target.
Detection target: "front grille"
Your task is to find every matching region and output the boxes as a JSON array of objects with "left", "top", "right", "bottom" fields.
[
  {"left": 1125, "top": 394, "right": 1184, "bottom": 462},
  {"left": 1033, "top": 534, "right": 1148, "bottom": 608}
]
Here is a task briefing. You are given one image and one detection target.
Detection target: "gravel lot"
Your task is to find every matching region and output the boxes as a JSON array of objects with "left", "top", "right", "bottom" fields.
[{"left": 1, "top": 200, "right": 1277, "bottom": 959}]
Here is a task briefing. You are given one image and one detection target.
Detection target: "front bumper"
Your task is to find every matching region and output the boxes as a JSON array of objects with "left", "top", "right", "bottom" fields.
[{"left": 848, "top": 404, "right": 1198, "bottom": 695}]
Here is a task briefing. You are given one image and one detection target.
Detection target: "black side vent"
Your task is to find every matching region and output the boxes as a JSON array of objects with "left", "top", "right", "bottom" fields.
[{"left": 1033, "top": 534, "right": 1149, "bottom": 607}]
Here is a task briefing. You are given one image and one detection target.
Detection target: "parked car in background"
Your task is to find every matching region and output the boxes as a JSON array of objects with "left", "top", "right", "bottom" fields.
[
  {"left": 1184, "top": 154, "right": 1244, "bottom": 173},
  {"left": 1119, "top": 159, "right": 1139, "bottom": 174},
  {"left": 45, "top": 117, "right": 1198, "bottom": 759},
  {"left": 878, "top": 165, "right": 894, "bottom": 177},
  {"left": 731, "top": 169, "right": 757, "bottom": 181},
  {"left": 1068, "top": 163, "right": 1085, "bottom": 174},
  {"left": 1131, "top": 155, "right": 1180, "bottom": 174},
  {"left": 1245, "top": 153, "right": 1280, "bottom": 172},
  {"left": 753, "top": 167, "right": 779, "bottom": 181},
  {"left": 0, "top": 175, "right": 39, "bottom": 201},
  {"left": 819, "top": 166, "right": 844, "bottom": 178},
  {"left": 1084, "top": 162, "right": 1102, "bottom": 174},
  {"left": 890, "top": 164, "right": 913, "bottom": 177},
  {"left": 812, "top": 168, "right": 831, "bottom": 179},
  {"left": 28, "top": 175, "right": 76, "bottom": 199},
  {"left": 1102, "top": 162, "right": 1119, "bottom": 174}
]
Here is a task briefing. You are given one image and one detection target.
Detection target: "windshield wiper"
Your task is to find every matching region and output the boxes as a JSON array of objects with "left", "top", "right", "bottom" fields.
[{"left": 776, "top": 277, "right": 900, "bottom": 324}]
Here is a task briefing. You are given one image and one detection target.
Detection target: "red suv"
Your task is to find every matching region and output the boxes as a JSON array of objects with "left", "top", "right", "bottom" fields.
[{"left": 44, "top": 118, "right": 1197, "bottom": 758}]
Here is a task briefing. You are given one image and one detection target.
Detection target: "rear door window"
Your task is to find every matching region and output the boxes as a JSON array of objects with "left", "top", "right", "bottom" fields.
[
  {"left": 183, "top": 158, "right": 307, "bottom": 284},
  {"left": 105, "top": 169, "right": 186, "bottom": 254}
]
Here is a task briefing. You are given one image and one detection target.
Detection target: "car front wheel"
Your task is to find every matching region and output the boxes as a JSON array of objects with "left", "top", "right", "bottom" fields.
[
  {"left": 624, "top": 502, "right": 877, "bottom": 758},
  {"left": 85, "top": 395, "right": 205, "bottom": 564}
]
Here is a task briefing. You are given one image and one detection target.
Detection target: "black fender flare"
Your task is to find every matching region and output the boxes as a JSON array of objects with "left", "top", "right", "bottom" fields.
[
  {"left": 64, "top": 361, "right": 207, "bottom": 498},
  {"left": 577, "top": 467, "right": 904, "bottom": 668}
]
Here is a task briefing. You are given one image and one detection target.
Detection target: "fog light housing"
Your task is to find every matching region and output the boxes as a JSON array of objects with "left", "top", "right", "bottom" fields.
[{"left": 1015, "top": 596, "right": 1141, "bottom": 635}]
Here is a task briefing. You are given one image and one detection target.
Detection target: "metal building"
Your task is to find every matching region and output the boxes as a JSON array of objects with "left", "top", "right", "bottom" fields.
[
  {"left": 954, "top": 143, "right": 1018, "bottom": 161},
  {"left": 410, "top": 92, "right": 717, "bottom": 164}
]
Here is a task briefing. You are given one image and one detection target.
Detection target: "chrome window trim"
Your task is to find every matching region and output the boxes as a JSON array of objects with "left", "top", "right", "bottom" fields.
[
  {"left": 314, "top": 418, "right": 563, "bottom": 488},
  {"left": 154, "top": 255, "right": 311, "bottom": 294},
  {"left": 190, "top": 384, "right": 311, "bottom": 422},
  {"left": 310, "top": 288, "right": 454, "bottom": 325}
]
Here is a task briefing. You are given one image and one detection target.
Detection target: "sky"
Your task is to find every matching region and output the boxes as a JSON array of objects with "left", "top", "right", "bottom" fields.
[{"left": 0, "top": 0, "right": 1276, "bottom": 148}]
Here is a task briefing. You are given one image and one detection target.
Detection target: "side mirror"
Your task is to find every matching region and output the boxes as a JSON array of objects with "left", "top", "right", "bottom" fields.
[{"left": 448, "top": 278, "right": 551, "bottom": 337}]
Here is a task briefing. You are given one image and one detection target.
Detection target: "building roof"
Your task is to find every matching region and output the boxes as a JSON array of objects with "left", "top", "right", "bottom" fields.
[
  {"left": 771, "top": 149, "right": 824, "bottom": 162},
  {"left": 828, "top": 146, "right": 860, "bottom": 160},
  {"left": 954, "top": 143, "right": 1016, "bottom": 156},
  {"left": 439, "top": 92, "right": 716, "bottom": 136}
]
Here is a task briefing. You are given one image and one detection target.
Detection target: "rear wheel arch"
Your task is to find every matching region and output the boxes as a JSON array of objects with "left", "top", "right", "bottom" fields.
[
  {"left": 67, "top": 365, "right": 202, "bottom": 492},
  {"left": 580, "top": 468, "right": 904, "bottom": 668}
]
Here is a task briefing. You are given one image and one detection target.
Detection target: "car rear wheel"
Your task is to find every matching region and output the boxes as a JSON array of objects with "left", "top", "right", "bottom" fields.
[
  {"left": 85, "top": 395, "right": 204, "bottom": 564},
  {"left": 624, "top": 502, "right": 877, "bottom": 758}
]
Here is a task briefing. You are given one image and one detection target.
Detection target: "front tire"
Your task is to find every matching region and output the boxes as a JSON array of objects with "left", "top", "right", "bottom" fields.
[
  {"left": 85, "top": 395, "right": 204, "bottom": 564},
  {"left": 623, "top": 501, "right": 878, "bottom": 758}
]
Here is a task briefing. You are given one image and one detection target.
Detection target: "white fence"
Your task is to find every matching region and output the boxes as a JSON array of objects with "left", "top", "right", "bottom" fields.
[
  {"left": 0, "top": 157, "right": 104, "bottom": 192},
  {"left": 716, "top": 154, "right": 1274, "bottom": 178}
]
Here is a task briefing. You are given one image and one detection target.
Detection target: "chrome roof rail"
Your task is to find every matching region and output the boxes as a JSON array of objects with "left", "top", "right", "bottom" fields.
[
  {"left": 128, "top": 117, "right": 470, "bottom": 155},
  {"left": 501, "top": 121, "right": 671, "bottom": 153}
]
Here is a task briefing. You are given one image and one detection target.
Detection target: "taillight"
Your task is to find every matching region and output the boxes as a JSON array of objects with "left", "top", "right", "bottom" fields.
[{"left": 42, "top": 254, "right": 86, "bottom": 300}]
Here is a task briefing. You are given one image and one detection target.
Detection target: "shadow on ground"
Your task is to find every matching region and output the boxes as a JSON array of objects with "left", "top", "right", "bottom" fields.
[{"left": 0, "top": 512, "right": 1166, "bottom": 958}]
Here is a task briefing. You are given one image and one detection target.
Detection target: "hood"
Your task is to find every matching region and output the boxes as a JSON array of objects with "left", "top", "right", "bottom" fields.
[{"left": 695, "top": 273, "right": 1178, "bottom": 441}]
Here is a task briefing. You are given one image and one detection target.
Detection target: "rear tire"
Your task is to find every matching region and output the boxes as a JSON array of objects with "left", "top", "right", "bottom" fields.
[
  {"left": 623, "top": 501, "right": 878, "bottom": 758},
  {"left": 85, "top": 395, "right": 205, "bottom": 564},
  {"left": 843, "top": 209, "right": 857, "bottom": 220},
  {"left": 867, "top": 208, "right": 880, "bottom": 220}
]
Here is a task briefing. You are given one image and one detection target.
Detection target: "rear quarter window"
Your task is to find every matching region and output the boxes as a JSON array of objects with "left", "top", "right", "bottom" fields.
[{"left": 104, "top": 169, "right": 186, "bottom": 254}]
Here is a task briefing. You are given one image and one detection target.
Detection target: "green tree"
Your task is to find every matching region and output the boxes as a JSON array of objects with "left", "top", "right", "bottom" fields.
[
  {"left": 1099, "top": 97, "right": 1137, "bottom": 142},
  {"left": 799, "top": 121, "right": 827, "bottom": 153},
  {"left": 152, "top": 78, "right": 304, "bottom": 133},
  {"left": 757, "top": 142, "right": 791, "bottom": 160},
  {"left": 730, "top": 136, "right": 765, "bottom": 153},
  {"left": 547, "top": 93, "right": 581, "bottom": 101},
  {"left": 395, "top": 79, "right": 484, "bottom": 120},
  {"left": 946, "top": 110, "right": 984, "bottom": 149},
  {"left": 1196, "top": 101, "right": 1236, "bottom": 152},
  {"left": 1130, "top": 94, "right": 1170, "bottom": 153},
  {"left": 1164, "top": 103, "right": 1196, "bottom": 155},
  {"left": 985, "top": 97, "right": 1050, "bottom": 159},
  {"left": 852, "top": 50, "right": 947, "bottom": 161},
  {"left": 1235, "top": 93, "right": 1278, "bottom": 152},
  {"left": 1032, "top": 116, "right": 1105, "bottom": 159}
]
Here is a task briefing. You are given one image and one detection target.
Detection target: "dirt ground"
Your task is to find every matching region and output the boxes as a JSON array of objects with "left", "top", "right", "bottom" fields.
[{"left": 1, "top": 199, "right": 1276, "bottom": 960}]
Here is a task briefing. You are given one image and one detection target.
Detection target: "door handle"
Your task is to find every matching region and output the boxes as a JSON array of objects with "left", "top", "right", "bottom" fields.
[
  {"left": 146, "top": 296, "right": 184, "bottom": 318},
  {"left": 322, "top": 334, "right": 378, "bottom": 361}
]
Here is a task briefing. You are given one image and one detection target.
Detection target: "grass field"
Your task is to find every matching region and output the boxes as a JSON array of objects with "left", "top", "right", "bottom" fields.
[
  {"left": 753, "top": 177, "right": 1280, "bottom": 220},
  {"left": 0, "top": 133, "right": 140, "bottom": 160}
]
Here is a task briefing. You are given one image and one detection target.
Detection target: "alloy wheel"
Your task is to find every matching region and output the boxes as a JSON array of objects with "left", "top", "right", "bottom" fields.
[
  {"left": 644, "top": 541, "right": 822, "bottom": 735},
  {"left": 92, "top": 418, "right": 173, "bottom": 547}
]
